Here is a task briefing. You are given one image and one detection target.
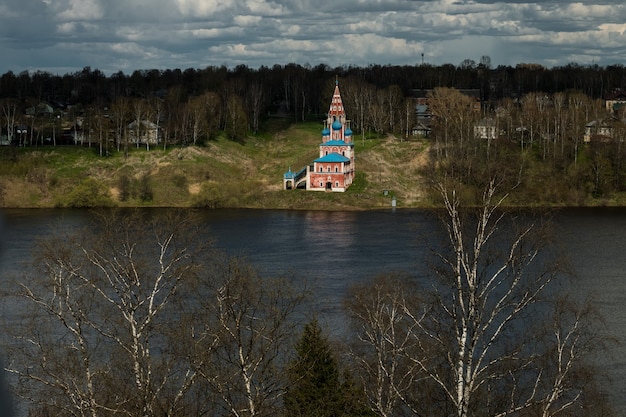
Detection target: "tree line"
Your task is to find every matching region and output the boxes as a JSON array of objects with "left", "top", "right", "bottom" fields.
[
  {"left": 1, "top": 61, "right": 626, "bottom": 144},
  {"left": 3, "top": 61, "right": 626, "bottom": 104},
  {"left": 1, "top": 182, "right": 615, "bottom": 417}
]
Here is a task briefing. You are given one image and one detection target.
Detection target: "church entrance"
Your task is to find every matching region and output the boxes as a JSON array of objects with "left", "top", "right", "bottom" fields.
[{"left": 326, "top": 182, "right": 332, "bottom": 190}]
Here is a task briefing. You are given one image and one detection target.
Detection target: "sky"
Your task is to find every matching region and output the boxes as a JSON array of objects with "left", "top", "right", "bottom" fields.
[{"left": 0, "top": 0, "right": 625, "bottom": 76}]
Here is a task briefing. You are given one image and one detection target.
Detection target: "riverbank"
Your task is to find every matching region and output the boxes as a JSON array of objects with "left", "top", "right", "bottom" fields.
[
  {"left": 0, "top": 122, "right": 433, "bottom": 210},
  {"left": 3, "top": 120, "right": 626, "bottom": 210}
]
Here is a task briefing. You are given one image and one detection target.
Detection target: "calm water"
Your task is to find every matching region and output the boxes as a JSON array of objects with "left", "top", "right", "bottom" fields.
[{"left": 0, "top": 207, "right": 625, "bottom": 413}]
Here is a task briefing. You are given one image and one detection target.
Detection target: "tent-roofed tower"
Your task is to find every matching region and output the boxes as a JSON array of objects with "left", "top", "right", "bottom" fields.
[
  {"left": 310, "top": 79, "right": 354, "bottom": 191},
  {"left": 326, "top": 80, "right": 346, "bottom": 139},
  {"left": 283, "top": 78, "right": 355, "bottom": 192}
]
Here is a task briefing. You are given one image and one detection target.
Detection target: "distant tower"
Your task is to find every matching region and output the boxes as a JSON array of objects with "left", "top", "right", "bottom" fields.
[
  {"left": 308, "top": 79, "right": 355, "bottom": 192},
  {"left": 283, "top": 78, "right": 355, "bottom": 192}
]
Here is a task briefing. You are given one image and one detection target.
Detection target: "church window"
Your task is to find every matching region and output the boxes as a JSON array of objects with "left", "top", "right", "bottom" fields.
[
  {"left": 319, "top": 166, "right": 322, "bottom": 172},
  {"left": 335, "top": 167, "right": 338, "bottom": 172},
  {"left": 327, "top": 167, "right": 331, "bottom": 172}
]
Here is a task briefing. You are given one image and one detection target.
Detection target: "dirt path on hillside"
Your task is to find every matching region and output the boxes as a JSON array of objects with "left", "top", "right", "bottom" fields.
[{"left": 358, "top": 134, "right": 431, "bottom": 205}]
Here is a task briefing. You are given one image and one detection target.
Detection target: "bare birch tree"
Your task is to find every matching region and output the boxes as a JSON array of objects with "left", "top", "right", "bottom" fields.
[
  {"left": 345, "top": 273, "right": 425, "bottom": 417},
  {"left": 196, "top": 253, "right": 305, "bottom": 417},
  {"left": 1, "top": 99, "right": 18, "bottom": 145},
  {"left": 111, "top": 96, "right": 130, "bottom": 156},
  {"left": 408, "top": 180, "right": 614, "bottom": 417},
  {"left": 4, "top": 210, "right": 211, "bottom": 417}
]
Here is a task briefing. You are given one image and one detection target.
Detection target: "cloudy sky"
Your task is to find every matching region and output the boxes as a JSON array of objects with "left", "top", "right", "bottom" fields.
[{"left": 0, "top": 0, "right": 625, "bottom": 75}]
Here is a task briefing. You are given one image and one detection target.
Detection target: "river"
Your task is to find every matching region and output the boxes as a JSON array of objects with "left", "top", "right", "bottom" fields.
[{"left": 0, "top": 207, "right": 625, "bottom": 413}]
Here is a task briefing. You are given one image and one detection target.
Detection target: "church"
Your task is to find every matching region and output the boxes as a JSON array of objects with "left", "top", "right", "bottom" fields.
[{"left": 283, "top": 80, "right": 355, "bottom": 192}]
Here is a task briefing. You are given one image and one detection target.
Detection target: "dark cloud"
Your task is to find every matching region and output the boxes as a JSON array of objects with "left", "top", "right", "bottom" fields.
[{"left": 0, "top": 0, "right": 625, "bottom": 74}]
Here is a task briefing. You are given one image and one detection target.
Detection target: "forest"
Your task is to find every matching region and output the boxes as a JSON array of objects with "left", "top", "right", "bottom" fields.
[{"left": 3, "top": 61, "right": 626, "bottom": 205}]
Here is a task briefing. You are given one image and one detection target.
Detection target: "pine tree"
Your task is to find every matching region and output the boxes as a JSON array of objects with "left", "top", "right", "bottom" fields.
[
  {"left": 284, "top": 319, "right": 375, "bottom": 417},
  {"left": 284, "top": 319, "right": 343, "bottom": 417}
]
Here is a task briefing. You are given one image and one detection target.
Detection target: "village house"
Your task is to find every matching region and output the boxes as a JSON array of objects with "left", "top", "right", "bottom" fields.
[
  {"left": 284, "top": 80, "right": 355, "bottom": 192},
  {"left": 582, "top": 91, "right": 626, "bottom": 143},
  {"left": 127, "top": 120, "right": 162, "bottom": 145},
  {"left": 603, "top": 89, "right": 626, "bottom": 112},
  {"left": 474, "top": 117, "right": 497, "bottom": 140},
  {"left": 409, "top": 88, "right": 482, "bottom": 138},
  {"left": 583, "top": 117, "right": 626, "bottom": 143}
]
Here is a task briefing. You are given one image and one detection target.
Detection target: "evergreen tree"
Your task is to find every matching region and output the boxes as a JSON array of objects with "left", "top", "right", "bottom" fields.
[
  {"left": 284, "top": 319, "right": 343, "bottom": 417},
  {"left": 284, "top": 319, "right": 374, "bottom": 417}
]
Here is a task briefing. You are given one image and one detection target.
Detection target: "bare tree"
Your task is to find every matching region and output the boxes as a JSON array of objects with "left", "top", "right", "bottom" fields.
[
  {"left": 111, "top": 96, "right": 130, "bottom": 156},
  {"left": 185, "top": 92, "right": 222, "bottom": 145},
  {"left": 342, "top": 77, "right": 376, "bottom": 143},
  {"left": 246, "top": 82, "right": 265, "bottom": 134},
  {"left": 186, "top": 95, "right": 206, "bottom": 146},
  {"left": 383, "top": 85, "right": 403, "bottom": 134},
  {"left": 0, "top": 99, "right": 18, "bottom": 145},
  {"left": 224, "top": 94, "right": 248, "bottom": 142},
  {"left": 345, "top": 273, "right": 425, "bottom": 417},
  {"left": 196, "top": 253, "right": 305, "bottom": 417},
  {"left": 130, "top": 98, "right": 150, "bottom": 150},
  {"left": 4, "top": 211, "right": 211, "bottom": 417},
  {"left": 85, "top": 102, "right": 111, "bottom": 156},
  {"left": 369, "top": 88, "right": 389, "bottom": 135},
  {"left": 408, "top": 180, "right": 614, "bottom": 417},
  {"left": 428, "top": 87, "right": 477, "bottom": 159},
  {"left": 401, "top": 97, "right": 416, "bottom": 142}
]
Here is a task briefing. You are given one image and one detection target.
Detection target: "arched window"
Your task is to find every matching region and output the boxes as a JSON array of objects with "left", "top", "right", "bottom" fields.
[
  {"left": 319, "top": 166, "right": 322, "bottom": 172},
  {"left": 335, "top": 167, "right": 338, "bottom": 172},
  {"left": 327, "top": 167, "right": 331, "bottom": 172}
]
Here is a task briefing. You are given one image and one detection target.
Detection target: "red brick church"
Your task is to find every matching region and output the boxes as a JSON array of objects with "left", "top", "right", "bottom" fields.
[{"left": 283, "top": 80, "right": 355, "bottom": 192}]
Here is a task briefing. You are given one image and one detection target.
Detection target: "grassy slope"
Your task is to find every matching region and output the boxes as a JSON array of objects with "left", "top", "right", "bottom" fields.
[{"left": 0, "top": 120, "right": 433, "bottom": 210}]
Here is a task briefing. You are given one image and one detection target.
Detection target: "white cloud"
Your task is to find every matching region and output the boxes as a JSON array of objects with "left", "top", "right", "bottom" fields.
[
  {"left": 598, "top": 23, "right": 626, "bottom": 34},
  {"left": 245, "top": 0, "right": 285, "bottom": 16},
  {"left": 175, "top": 0, "right": 236, "bottom": 17},
  {"left": 233, "top": 15, "right": 263, "bottom": 26},
  {"left": 283, "top": 25, "right": 301, "bottom": 36},
  {"left": 188, "top": 27, "right": 245, "bottom": 38},
  {"left": 58, "top": 0, "right": 104, "bottom": 20},
  {"left": 565, "top": 3, "right": 616, "bottom": 18}
]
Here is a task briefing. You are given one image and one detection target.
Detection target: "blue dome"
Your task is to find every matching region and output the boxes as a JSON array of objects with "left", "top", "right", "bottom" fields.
[
  {"left": 322, "top": 127, "right": 330, "bottom": 136},
  {"left": 332, "top": 119, "right": 342, "bottom": 130},
  {"left": 344, "top": 127, "right": 353, "bottom": 136},
  {"left": 284, "top": 168, "right": 295, "bottom": 179}
]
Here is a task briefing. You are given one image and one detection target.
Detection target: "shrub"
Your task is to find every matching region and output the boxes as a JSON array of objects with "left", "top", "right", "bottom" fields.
[
  {"left": 117, "top": 173, "right": 132, "bottom": 202},
  {"left": 64, "top": 178, "right": 115, "bottom": 208},
  {"left": 138, "top": 173, "right": 153, "bottom": 202},
  {"left": 191, "top": 183, "right": 223, "bottom": 208}
]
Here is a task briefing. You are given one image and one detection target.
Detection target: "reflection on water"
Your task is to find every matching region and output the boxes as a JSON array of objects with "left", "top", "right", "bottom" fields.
[{"left": 303, "top": 210, "right": 356, "bottom": 249}]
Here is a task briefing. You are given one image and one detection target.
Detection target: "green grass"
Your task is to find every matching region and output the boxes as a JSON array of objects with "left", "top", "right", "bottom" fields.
[
  {"left": 0, "top": 123, "right": 430, "bottom": 209},
  {"left": 346, "top": 172, "right": 369, "bottom": 194}
]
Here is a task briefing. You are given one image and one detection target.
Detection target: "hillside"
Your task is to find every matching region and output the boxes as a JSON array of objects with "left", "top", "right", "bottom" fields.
[{"left": 0, "top": 121, "right": 433, "bottom": 210}]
